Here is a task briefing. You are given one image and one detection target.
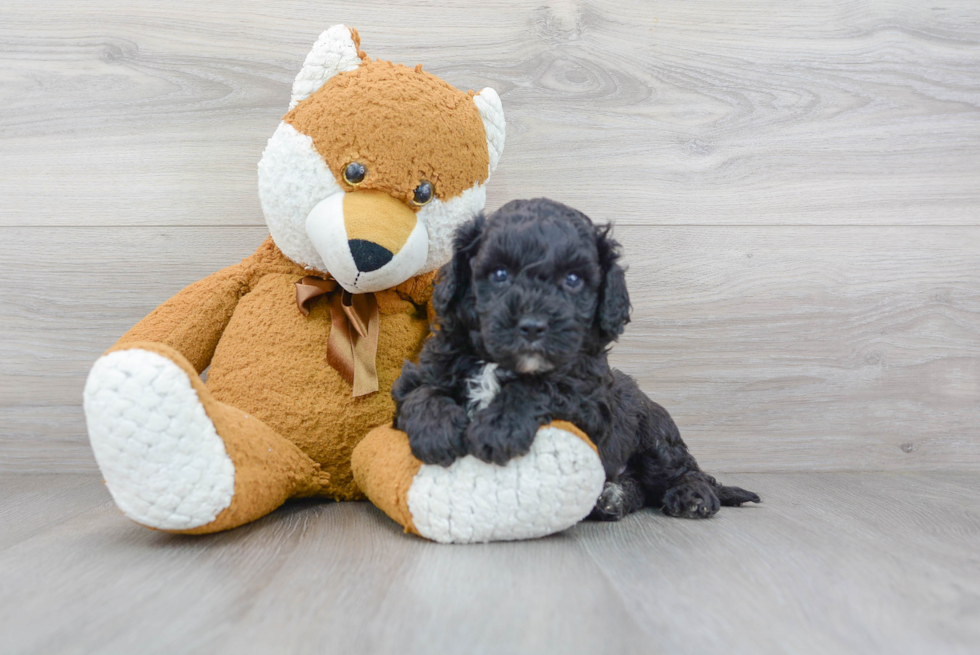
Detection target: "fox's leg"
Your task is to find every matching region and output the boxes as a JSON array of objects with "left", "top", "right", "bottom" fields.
[
  {"left": 352, "top": 420, "right": 606, "bottom": 544},
  {"left": 83, "top": 342, "right": 328, "bottom": 534}
]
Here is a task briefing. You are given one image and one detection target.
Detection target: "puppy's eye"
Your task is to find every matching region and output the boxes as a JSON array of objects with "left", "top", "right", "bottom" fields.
[
  {"left": 343, "top": 162, "right": 367, "bottom": 185},
  {"left": 563, "top": 272, "right": 583, "bottom": 290},
  {"left": 490, "top": 268, "right": 509, "bottom": 284},
  {"left": 412, "top": 181, "right": 434, "bottom": 206}
]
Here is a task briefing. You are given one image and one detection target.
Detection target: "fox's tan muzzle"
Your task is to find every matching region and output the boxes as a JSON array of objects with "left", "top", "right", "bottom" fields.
[
  {"left": 304, "top": 189, "right": 430, "bottom": 293},
  {"left": 343, "top": 190, "right": 418, "bottom": 272}
]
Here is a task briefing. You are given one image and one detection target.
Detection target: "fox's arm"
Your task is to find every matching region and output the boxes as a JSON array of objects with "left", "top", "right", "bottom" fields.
[
  {"left": 112, "top": 238, "right": 290, "bottom": 373},
  {"left": 391, "top": 270, "right": 438, "bottom": 326},
  {"left": 113, "top": 262, "right": 251, "bottom": 373}
]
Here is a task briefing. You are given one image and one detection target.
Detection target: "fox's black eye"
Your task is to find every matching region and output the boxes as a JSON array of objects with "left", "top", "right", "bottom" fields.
[
  {"left": 344, "top": 162, "right": 366, "bottom": 185},
  {"left": 412, "top": 181, "right": 434, "bottom": 206},
  {"left": 564, "top": 272, "right": 583, "bottom": 290},
  {"left": 490, "top": 268, "right": 509, "bottom": 284}
]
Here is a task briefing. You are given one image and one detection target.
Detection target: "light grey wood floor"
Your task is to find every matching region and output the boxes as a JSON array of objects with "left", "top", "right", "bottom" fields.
[
  {"left": 0, "top": 472, "right": 977, "bottom": 655},
  {"left": 2, "top": 4, "right": 978, "bottom": 652},
  {"left": 2, "top": 0, "right": 979, "bottom": 474}
]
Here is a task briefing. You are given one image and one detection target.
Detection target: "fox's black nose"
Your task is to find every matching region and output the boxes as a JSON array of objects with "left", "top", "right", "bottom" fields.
[
  {"left": 518, "top": 316, "right": 548, "bottom": 342},
  {"left": 349, "top": 239, "right": 393, "bottom": 272}
]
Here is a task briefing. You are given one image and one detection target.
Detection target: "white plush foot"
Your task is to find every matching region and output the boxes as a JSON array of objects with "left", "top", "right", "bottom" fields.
[
  {"left": 406, "top": 425, "right": 606, "bottom": 544},
  {"left": 83, "top": 349, "right": 235, "bottom": 530}
]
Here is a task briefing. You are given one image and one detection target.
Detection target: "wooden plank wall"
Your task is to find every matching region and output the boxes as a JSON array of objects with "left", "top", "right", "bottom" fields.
[{"left": 1, "top": 0, "right": 978, "bottom": 473}]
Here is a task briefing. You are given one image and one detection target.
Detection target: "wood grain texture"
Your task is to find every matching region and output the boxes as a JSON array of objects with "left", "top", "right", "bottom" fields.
[
  {"left": 1, "top": 0, "right": 979, "bottom": 472},
  {"left": 2, "top": 225, "right": 977, "bottom": 473},
  {"left": 613, "top": 225, "right": 980, "bottom": 472},
  {"left": 0, "top": 472, "right": 977, "bottom": 655},
  {"left": 1, "top": 0, "right": 980, "bottom": 227},
  {"left": 0, "top": 473, "right": 111, "bottom": 550},
  {"left": 0, "top": 226, "right": 269, "bottom": 472}
]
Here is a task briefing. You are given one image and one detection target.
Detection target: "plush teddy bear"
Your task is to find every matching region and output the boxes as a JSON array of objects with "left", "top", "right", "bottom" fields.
[{"left": 82, "top": 26, "right": 604, "bottom": 542}]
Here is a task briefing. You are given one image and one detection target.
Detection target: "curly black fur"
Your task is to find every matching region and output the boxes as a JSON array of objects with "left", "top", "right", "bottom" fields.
[{"left": 393, "top": 198, "right": 761, "bottom": 520}]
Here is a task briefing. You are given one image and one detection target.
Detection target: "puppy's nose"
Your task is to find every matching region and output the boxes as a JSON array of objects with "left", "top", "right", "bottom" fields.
[
  {"left": 349, "top": 239, "right": 393, "bottom": 272},
  {"left": 518, "top": 316, "right": 548, "bottom": 342}
]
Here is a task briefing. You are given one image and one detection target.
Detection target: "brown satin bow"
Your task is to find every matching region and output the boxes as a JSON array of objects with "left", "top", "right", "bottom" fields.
[{"left": 295, "top": 276, "right": 379, "bottom": 397}]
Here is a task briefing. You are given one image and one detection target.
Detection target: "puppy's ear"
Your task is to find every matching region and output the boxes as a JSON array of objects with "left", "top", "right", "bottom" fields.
[
  {"left": 433, "top": 213, "right": 485, "bottom": 328},
  {"left": 595, "top": 224, "right": 631, "bottom": 342}
]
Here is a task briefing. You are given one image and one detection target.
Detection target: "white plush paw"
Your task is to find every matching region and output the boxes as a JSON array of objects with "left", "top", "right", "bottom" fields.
[
  {"left": 406, "top": 425, "right": 605, "bottom": 544},
  {"left": 83, "top": 349, "right": 235, "bottom": 530}
]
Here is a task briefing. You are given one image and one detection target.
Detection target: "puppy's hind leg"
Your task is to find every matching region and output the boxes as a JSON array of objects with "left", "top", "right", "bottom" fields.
[
  {"left": 627, "top": 392, "right": 760, "bottom": 518},
  {"left": 662, "top": 472, "right": 761, "bottom": 518},
  {"left": 661, "top": 471, "right": 722, "bottom": 518},
  {"left": 588, "top": 476, "right": 645, "bottom": 521}
]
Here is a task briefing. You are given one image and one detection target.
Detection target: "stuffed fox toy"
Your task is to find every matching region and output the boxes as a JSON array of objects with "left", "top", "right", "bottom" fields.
[{"left": 83, "top": 26, "right": 604, "bottom": 543}]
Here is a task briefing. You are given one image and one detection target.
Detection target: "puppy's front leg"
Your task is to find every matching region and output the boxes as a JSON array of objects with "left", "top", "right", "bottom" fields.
[
  {"left": 393, "top": 363, "right": 469, "bottom": 467},
  {"left": 396, "top": 386, "right": 469, "bottom": 466},
  {"left": 465, "top": 381, "right": 549, "bottom": 466}
]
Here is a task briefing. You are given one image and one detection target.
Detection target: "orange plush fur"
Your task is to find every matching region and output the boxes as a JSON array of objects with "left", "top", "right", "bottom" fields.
[
  {"left": 286, "top": 57, "right": 490, "bottom": 206},
  {"left": 89, "top": 27, "right": 497, "bottom": 534}
]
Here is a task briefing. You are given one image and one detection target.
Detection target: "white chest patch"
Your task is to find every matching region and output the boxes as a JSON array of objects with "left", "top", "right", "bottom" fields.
[{"left": 465, "top": 361, "right": 502, "bottom": 417}]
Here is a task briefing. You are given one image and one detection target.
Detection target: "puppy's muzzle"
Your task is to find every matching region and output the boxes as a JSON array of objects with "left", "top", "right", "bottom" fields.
[{"left": 517, "top": 316, "right": 548, "bottom": 343}]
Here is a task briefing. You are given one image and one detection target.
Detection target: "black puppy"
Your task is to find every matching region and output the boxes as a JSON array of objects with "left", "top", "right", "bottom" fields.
[{"left": 393, "top": 198, "right": 760, "bottom": 520}]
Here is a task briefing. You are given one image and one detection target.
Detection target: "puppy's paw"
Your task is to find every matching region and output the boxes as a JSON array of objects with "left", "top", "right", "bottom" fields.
[
  {"left": 588, "top": 482, "right": 628, "bottom": 521},
  {"left": 663, "top": 479, "right": 721, "bottom": 519},
  {"left": 465, "top": 411, "right": 539, "bottom": 466},
  {"left": 410, "top": 432, "right": 466, "bottom": 467},
  {"left": 402, "top": 408, "right": 469, "bottom": 467}
]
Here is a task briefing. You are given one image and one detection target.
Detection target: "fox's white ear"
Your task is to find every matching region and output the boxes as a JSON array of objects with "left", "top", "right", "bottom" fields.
[
  {"left": 473, "top": 87, "right": 506, "bottom": 176},
  {"left": 289, "top": 25, "right": 363, "bottom": 109}
]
